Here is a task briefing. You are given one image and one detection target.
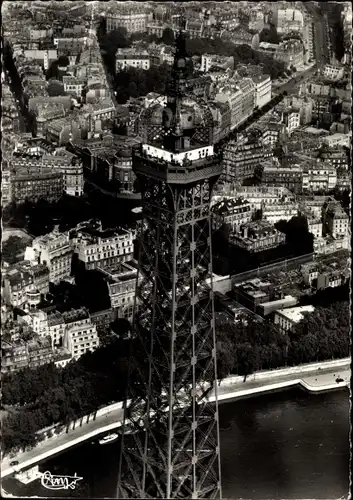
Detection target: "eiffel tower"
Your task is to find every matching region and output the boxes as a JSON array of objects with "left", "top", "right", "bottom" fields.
[{"left": 117, "top": 26, "right": 222, "bottom": 500}]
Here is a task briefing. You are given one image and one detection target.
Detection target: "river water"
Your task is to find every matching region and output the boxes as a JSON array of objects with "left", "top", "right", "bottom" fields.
[{"left": 4, "top": 387, "right": 349, "bottom": 499}]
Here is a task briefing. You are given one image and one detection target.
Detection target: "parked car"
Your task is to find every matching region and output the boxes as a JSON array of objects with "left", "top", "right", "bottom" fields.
[{"left": 10, "top": 460, "right": 19, "bottom": 467}]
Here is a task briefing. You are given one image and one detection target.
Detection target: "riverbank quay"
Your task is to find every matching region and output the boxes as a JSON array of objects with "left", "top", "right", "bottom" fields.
[{"left": 1, "top": 358, "right": 350, "bottom": 480}]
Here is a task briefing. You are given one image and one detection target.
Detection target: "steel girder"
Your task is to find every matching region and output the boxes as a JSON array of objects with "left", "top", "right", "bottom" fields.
[{"left": 118, "top": 175, "right": 222, "bottom": 499}]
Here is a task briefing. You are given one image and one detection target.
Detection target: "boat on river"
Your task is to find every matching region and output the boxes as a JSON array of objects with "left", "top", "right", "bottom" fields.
[{"left": 98, "top": 433, "right": 119, "bottom": 445}]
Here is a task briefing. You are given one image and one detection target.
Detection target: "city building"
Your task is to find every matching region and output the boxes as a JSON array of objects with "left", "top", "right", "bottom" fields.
[
  {"left": 23, "top": 49, "right": 58, "bottom": 70},
  {"left": 26, "top": 228, "right": 73, "bottom": 284},
  {"left": 273, "top": 8, "right": 304, "bottom": 34},
  {"left": 302, "top": 162, "right": 337, "bottom": 192},
  {"left": 306, "top": 214, "right": 323, "bottom": 240},
  {"left": 229, "top": 221, "right": 286, "bottom": 253},
  {"left": 1, "top": 168, "right": 12, "bottom": 207},
  {"left": 209, "top": 101, "right": 232, "bottom": 144},
  {"left": 274, "top": 305, "right": 315, "bottom": 333},
  {"left": 62, "top": 308, "right": 99, "bottom": 361},
  {"left": 282, "top": 107, "right": 301, "bottom": 135},
  {"left": 98, "top": 261, "right": 138, "bottom": 321},
  {"left": 214, "top": 78, "right": 255, "bottom": 130},
  {"left": 260, "top": 159, "right": 303, "bottom": 194},
  {"left": 18, "top": 309, "right": 48, "bottom": 338},
  {"left": 322, "top": 63, "right": 345, "bottom": 81},
  {"left": 322, "top": 200, "right": 350, "bottom": 239},
  {"left": 70, "top": 220, "right": 134, "bottom": 271},
  {"left": 62, "top": 76, "right": 86, "bottom": 97},
  {"left": 250, "top": 121, "right": 286, "bottom": 148},
  {"left": 2, "top": 262, "right": 50, "bottom": 308},
  {"left": 258, "top": 295, "right": 298, "bottom": 317},
  {"left": 34, "top": 103, "right": 67, "bottom": 136},
  {"left": 261, "top": 201, "right": 298, "bottom": 224},
  {"left": 115, "top": 49, "right": 150, "bottom": 71},
  {"left": 1, "top": 337, "right": 54, "bottom": 374},
  {"left": 47, "top": 311, "right": 66, "bottom": 347},
  {"left": 28, "top": 95, "right": 72, "bottom": 113},
  {"left": 148, "top": 43, "right": 174, "bottom": 66},
  {"left": 222, "top": 138, "right": 273, "bottom": 183},
  {"left": 284, "top": 95, "right": 314, "bottom": 125},
  {"left": 297, "top": 195, "right": 334, "bottom": 219},
  {"left": 212, "top": 198, "right": 252, "bottom": 231},
  {"left": 238, "top": 78, "right": 256, "bottom": 124},
  {"left": 10, "top": 166, "right": 64, "bottom": 204},
  {"left": 1, "top": 340, "right": 28, "bottom": 374},
  {"left": 213, "top": 185, "right": 296, "bottom": 214},
  {"left": 323, "top": 133, "right": 351, "bottom": 148},
  {"left": 258, "top": 39, "right": 304, "bottom": 68},
  {"left": 42, "top": 151, "right": 84, "bottom": 197},
  {"left": 90, "top": 308, "right": 116, "bottom": 332},
  {"left": 106, "top": 11, "right": 152, "bottom": 34},
  {"left": 200, "top": 54, "right": 234, "bottom": 73},
  {"left": 84, "top": 99, "right": 116, "bottom": 129},
  {"left": 301, "top": 257, "right": 349, "bottom": 290},
  {"left": 234, "top": 279, "right": 271, "bottom": 312},
  {"left": 251, "top": 74, "right": 272, "bottom": 108},
  {"left": 46, "top": 117, "right": 82, "bottom": 146}
]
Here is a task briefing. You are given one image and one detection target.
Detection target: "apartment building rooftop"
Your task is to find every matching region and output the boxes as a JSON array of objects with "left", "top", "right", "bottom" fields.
[
  {"left": 276, "top": 305, "right": 315, "bottom": 323},
  {"left": 213, "top": 198, "right": 250, "bottom": 215},
  {"left": 47, "top": 310, "right": 65, "bottom": 326},
  {"left": 62, "top": 307, "right": 89, "bottom": 324},
  {"left": 98, "top": 261, "right": 138, "bottom": 283}
]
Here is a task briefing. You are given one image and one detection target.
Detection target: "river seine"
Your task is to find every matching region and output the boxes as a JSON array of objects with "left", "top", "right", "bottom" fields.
[{"left": 7, "top": 387, "right": 350, "bottom": 499}]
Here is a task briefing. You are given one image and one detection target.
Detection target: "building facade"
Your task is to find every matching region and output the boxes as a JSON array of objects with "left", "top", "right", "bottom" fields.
[
  {"left": 261, "top": 161, "right": 303, "bottom": 194},
  {"left": 10, "top": 167, "right": 63, "bottom": 204},
  {"left": 274, "top": 305, "right": 315, "bottom": 333},
  {"left": 261, "top": 201, "right": 298, "bottom": 224},
  {"left": 116, "top": 49, "right": 150, "bottom": 72},
  {"left": 212, "top": 198, "right": 252, "bottom": 231},
  {"left": 62, "top": 308, "right": 100, "bottom": 360},
  {"left": 1, "top": 337, "right": 54, "bottom": 374},
  {"left": 302, "top": 164, "right": 337, "bottom": 192},
  {"left": 230, "top": 221, "right": 286, "bottom": 253},
  {"left": 222, "top": 138, "right": 273, "bottom": 183},
  {"left": 98, "top": 261, "right": 139, "bottom": 321},
  {"left": 3, "top": 263, "right": 50, "bottom": 308},
  {"left": 251, "top": 74, "right": 272, "bottom": 108},
  {"left": 70, "top": 222, "right": 135, "bottom": 271},
  {"left": 28, "top": 229, "right": 73, "bottom": 284},
  {"left": 106, "top": 12, "right": 151, "bottom": 34},
  {"left": 322, "top": 201, "right": 349, "bottom": 239}
]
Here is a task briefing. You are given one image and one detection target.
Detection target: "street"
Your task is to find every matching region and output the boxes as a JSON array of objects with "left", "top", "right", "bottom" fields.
[{"left": 304, "top": 2, "right": 330, "bottom": 65}]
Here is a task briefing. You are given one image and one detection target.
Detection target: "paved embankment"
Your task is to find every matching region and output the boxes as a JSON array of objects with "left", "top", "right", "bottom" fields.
[{"left": 1, "top": 358, "right": 350, "bottom": 478}]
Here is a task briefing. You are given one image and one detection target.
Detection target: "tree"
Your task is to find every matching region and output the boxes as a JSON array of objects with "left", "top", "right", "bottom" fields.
[
  {"left": 101, "top": 27, "right": 130, "bottom": 56},
  {"left": 2, "top": 235, "right": 28, "bottom": 264},
  {"left": 162, "top": 27, "right": 175, "bottom": 46},
  {"left": 216, "top": 337, "right": 236, "bottom": 383},
  {"left": 236, "top": 343, "right": 260, "bottom": 381},
  {"left": 260, "top": 24, "right": 280, "bottom": 44},
  {"left": 275, "top": 215, "right": 314, "bottom": 255},
  {"left": 47, "top": 79, "right": 66, "bottom": 97},
  {"left": 128, "top": 81, "right": 138, "bottom": 98}
]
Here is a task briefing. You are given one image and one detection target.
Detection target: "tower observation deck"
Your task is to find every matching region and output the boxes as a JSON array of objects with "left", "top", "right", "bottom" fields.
[{"left": 117, "top": 27, "right": 223, "bottom": 499}]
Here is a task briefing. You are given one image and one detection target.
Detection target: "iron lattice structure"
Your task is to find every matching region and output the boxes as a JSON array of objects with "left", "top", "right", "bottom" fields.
[
  {"left": 118, "top": 29, "right": 222, "bottom": 500},
  {"left": 138, "top": 101, "right": 215, "bottom": 146}
]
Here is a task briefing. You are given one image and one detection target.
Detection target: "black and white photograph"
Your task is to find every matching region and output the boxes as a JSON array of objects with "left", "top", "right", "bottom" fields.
[{"left": 1, "top": 1, "right": 351, "bottom": 499}]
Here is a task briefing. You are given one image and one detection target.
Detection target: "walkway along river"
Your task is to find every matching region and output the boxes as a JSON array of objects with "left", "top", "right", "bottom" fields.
[
  {"left": 1, "top": 359, "right": 350, "bottom": 498},
  {"left": 2, "top": 384, "right": 349, "bottom": 499}
]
